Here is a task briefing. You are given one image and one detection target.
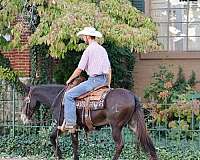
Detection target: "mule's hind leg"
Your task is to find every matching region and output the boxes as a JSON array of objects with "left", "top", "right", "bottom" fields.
[
  {"left": 50, "top": 127, "right": 62, "bottom": 159},
  {"left": 71, "top": 132, "right": 79, "bottom": 160},
  {"left": 111, "top": 126, "right": 124, "bottom": 160}
]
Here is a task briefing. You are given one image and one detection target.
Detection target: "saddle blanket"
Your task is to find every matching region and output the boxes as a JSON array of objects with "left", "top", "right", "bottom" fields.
[{"left": 75, "top": 91, "right": 108, "bottom": 110}]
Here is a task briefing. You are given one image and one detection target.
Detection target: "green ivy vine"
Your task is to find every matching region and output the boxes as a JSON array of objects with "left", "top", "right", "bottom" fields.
[{"left": 30, "top": 44, "right": 53, "bottom": 85}]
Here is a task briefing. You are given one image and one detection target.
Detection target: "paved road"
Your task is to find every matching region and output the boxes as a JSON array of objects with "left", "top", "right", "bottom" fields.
[{"left": 0, "top": 158, "right": 29, "bottom": 160}]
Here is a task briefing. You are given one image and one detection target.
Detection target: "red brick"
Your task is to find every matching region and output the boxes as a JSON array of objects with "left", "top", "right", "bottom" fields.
[{"left": 1, "top": 17, "right": 31, "bottom": 77}]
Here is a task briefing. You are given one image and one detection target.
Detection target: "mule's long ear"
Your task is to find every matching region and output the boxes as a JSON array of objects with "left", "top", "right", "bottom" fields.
[
  {"left": 16, "top": 77, "right": 32, "bottom": 94},
  {"left": 24, "top": 84, "right": 31, "bottom": 93},
  {"left": 20, "top": 81, "right": 31, "bottom": 94}
]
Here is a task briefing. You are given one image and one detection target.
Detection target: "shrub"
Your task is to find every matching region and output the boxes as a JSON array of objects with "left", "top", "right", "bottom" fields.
[
  {"left": 144, "top": 65, "right": 200, "bottom": 139},
  {"left": 1, "top": 128, "right": 200, "bottom": 160},
  {"left": 53, "top": 41, "right": 135, "bottom": 89},
  {"left": 144, "top": 65, "right": 197, "bottom": 104}
]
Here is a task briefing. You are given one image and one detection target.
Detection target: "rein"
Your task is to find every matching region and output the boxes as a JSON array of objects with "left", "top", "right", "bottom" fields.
[
  {"left": 24, "top": 94, "right": 51, "bottom": 124},
  {"left": 54, "top": 86, "right": 67, "bottom": 154},
  {"left": 53, "top": 86, "right": 67, "bottom": 124},
  {"left": 24, "top": 85, "right": 69, "bottom": 125},
  {"left": 24, "top": 80, "right": 81, "bottom": 126},
  {"left": 25, "top": 98, "right": 51, "bottom": 124}
]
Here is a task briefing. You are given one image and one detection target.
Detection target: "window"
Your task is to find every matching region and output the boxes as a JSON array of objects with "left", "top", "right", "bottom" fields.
[
  {"left": 131, "top": 0, "right": 145, "bottom": 12},
  {"left": 180, "top": 0, "right": 197, "bottom": 2},
  {"left": 151, "top": 0, "right": 200, "bottom": 51}
]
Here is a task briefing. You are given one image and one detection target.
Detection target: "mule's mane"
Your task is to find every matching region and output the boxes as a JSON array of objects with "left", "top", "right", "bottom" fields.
[
  {"left": 26, "top": 84, "right": 65, "bottom": 107},
  {"left": 29, "top": 84, "right": 65, "bottom": 93},
  {"left": 31, "top": 84, "right": 65, "bottom": 89},
  {"left": 28, "top": 77, "right": 85, "bottom": 92}
]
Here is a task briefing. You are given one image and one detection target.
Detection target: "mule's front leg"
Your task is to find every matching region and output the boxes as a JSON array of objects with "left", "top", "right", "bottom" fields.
[
  {"left": 71, "top": 132, "right": 79, "bottom": 160},
  {"left": 50, "top": 127, "right": 62, "bottom": 159}
]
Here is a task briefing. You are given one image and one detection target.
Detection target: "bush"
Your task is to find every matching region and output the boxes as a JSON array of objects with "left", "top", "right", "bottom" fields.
[
  {"left": 1, "top": 127, "right": 200, "bottom": 160},
  {"left": 143, "top": 65, "right": 200, "bottom": 139},
  {"left": 144, "top": 65, "right": 197, "bottom": 104},
  {"left": 53, "top": 41, "right": 135, "bottom": 89}
]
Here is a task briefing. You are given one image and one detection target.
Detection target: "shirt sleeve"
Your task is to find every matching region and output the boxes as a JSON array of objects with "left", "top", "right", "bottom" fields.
[
  {"left": 78, "top": 49, "right": 89, "bottom": 71},
  {"left": 103, "top": 54, "right": 111, "bottom": 74}
]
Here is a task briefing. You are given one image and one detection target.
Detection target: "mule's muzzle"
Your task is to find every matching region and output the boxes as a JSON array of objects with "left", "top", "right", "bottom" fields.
[{"left": 21, "top": 113, "right": 31, "bottom": 124}]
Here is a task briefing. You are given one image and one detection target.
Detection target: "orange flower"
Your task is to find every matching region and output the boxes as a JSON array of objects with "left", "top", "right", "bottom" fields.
[
  {"left": 158, "top": 91, "right": 169, "bottom": 99},
  {"left": 164, "top": 81, "right": 173, "bottom": 89}
]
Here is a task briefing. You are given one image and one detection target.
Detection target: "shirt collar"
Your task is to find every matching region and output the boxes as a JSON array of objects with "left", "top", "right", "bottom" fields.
[{"left": 89, "top": 40, "right": 97, "bottom": 45}]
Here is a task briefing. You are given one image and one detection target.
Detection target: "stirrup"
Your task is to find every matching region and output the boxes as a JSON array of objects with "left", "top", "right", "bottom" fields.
[{"left": 57, "top": 120, "right": 77, "bottom": 133}]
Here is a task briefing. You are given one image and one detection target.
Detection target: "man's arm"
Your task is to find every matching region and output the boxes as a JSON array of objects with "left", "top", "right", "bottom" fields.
[
  {"left": 108, "top": 68, "right": 112, "bottom": 88},
  {"left": 66, "top": 68, "right": 82, "bottom": 85}
]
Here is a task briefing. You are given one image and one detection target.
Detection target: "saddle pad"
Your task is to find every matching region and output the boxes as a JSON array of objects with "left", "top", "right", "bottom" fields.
[
  {"left": 76, "top": 86, "right": 108, "bottom": 101},
  {"left": 76, "top": 91, "right": 108, "bottom": 110}
]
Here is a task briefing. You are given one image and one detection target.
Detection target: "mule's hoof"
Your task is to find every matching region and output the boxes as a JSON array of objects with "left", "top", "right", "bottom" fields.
[{"left": 55, "top": 157, "right": 64, "bottom": 160}]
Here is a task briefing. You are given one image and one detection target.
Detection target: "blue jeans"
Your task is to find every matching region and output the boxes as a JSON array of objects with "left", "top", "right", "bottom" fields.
[{"left": 64, "top": 74, "right": 108, "bottom": 125}]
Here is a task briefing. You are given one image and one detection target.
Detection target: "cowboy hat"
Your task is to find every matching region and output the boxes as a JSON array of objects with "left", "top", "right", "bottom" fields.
[{"left": 77, "top": 27, "right": 102, "bottom": 38}]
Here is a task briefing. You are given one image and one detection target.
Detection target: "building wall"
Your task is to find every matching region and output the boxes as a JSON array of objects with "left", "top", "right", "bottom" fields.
[
  {"left": 2, "top": 49, "right": 31, "bottom": 77},
  {"left": 133, "top": 52, "right": 200, "bottom": 100},
  {"left": 1, "top": 17, "right": 31, "bottom": 77},
  {"left": 133, "top": 1, "right": 200, "bottom": 100}
]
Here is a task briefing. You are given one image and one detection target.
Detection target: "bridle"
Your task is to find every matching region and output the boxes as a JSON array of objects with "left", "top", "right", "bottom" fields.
[
  {"left": 24, "top": 96, "right": 31, "bottom": 116},
  {"left": 23, "top": 78, "right": 84, "bottom": 125},
  {"left": 23, "top": 92, "right": 50, "bottom": 124}
]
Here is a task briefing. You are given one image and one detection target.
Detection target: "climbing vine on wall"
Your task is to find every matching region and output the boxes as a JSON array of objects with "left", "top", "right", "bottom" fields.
[
  {"left": 30, "top": 44, "right": 53, "bottom": 85},
  {"left": 0, "top": 53, "right": 26, "bottom": 93}
]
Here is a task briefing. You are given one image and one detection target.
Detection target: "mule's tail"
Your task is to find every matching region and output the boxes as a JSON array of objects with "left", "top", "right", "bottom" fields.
[{"left": 128, "top": 96, "right": 158, "bottom": 160}]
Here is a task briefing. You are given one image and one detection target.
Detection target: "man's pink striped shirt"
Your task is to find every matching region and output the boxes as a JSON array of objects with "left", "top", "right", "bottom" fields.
[{"left": 78, "top": 41, "right": 111, "bottom": 77}]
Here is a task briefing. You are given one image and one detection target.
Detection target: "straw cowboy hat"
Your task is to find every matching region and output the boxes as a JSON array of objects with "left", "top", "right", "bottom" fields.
[{"left": 77, "top": 27, "right": 102, "bottom": 38}]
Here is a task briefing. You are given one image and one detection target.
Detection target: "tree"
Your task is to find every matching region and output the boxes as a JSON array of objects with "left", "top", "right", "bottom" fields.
[
  {"left": 0, "top": 0, "right": 23, "bottom": 50},
  {"left": 0, "top": 0, "right": 160, "bottom": 90},
  {"left": 0, "top": 0, "right": 159, "bottom": 58}
]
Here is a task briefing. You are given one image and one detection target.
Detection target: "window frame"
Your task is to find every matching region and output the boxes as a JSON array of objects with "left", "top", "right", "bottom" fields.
[{"left": 146, "top": 0, "right": 200, "bottom": 52}]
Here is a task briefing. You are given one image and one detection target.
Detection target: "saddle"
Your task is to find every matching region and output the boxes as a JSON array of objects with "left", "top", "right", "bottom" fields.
[{"left": 75, "top": 85, "right": 110, "bottom": 131}]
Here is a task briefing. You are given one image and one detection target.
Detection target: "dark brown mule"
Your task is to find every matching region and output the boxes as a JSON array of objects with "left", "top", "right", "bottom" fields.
[{"left": 21, "top": 78, "right": 157, "bottom": 160}]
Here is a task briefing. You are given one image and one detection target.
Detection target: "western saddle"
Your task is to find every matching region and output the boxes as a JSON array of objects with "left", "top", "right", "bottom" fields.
[{"left": 75, "top": 85, "right": 110, "bottom": 131}]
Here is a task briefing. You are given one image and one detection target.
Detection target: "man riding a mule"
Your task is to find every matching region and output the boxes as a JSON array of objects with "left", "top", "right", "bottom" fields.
[
  {"left": 58, "top": 27, "right": 112, "bottom": 133},
  {"left": 21, "top": 36, "right": 157, "bottom": 159}
]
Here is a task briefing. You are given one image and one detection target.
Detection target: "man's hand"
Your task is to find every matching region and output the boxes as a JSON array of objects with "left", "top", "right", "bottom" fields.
[
  {"left": 65, "top": 68, "right": 82, "bottom": 86},
  {"left": 66, "top": 79, "right": 71, "bottom": 86}
]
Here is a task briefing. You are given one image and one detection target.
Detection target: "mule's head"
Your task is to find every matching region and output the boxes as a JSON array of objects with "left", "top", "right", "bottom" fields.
[{"left": 21, "top": 89, "right": 37, "bottom": 124}]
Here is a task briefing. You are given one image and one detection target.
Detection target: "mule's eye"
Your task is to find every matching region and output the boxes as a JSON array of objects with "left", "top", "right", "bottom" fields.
[{"left": 24, "top": 97, "right": 31, "bottom": 103}]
